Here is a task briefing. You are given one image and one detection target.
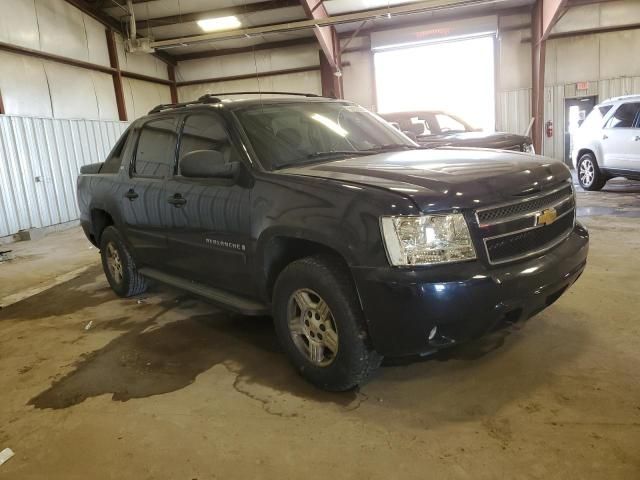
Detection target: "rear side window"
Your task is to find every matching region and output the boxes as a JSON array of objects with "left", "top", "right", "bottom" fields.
[
  {"left": 101, "top": 129, "right": 130, "bottom": 174},
  {"left": 581, "top": 105, "right": 613, "bottom": 130},
  {"left": 605, "top": 102, "right": 640, "bottom": 129},
  {"left": 133, "top": 117, "right": 178, "bottom": 178},
  {"left": 178, "top": 113, "right": 239, "bottom": 174}
]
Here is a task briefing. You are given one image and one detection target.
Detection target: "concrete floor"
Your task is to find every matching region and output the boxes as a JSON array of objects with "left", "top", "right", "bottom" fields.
[{"left": 0, "top": 180, "right": 639, "bottom": 479}]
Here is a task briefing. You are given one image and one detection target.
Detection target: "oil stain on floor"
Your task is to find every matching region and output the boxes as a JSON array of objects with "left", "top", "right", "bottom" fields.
[{"left": 26, "top": 288, "right": 359, "bottom": 410}]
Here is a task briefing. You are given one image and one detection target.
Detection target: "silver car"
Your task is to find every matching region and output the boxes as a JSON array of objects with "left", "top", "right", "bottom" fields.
[{"left": 572, "top": 95, "right": 640, "bottom": 190}]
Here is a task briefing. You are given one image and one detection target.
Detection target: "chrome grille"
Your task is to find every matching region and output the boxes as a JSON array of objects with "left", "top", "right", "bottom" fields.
[
  {"left": 477, "top": 184, "right": 573, "bottom": 224},
  {"left": 475, "top": 183, "right": 576, "bottom": 265}
]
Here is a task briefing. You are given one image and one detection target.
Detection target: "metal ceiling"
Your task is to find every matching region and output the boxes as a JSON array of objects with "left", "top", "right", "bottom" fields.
[{"left": 95, "top": 0, "right": 535, "bottom": 58}]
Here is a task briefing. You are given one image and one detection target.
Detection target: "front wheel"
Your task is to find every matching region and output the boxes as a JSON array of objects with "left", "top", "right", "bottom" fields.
[
  {"left": 272, "top": 255, "right": 382, "bottom": 391},
  {"left": 577, "top": 153, "right": 606, "bottom": 191}
]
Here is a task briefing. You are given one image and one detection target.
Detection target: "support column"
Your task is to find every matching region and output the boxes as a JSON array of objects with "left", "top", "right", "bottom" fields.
[
  {"left": 319, "top": 41, "right": 343, "bottom": 99},
  {"left": 105, "top": 29, "right": 127, "bottom": 121},
  {"left": 531, "top": 0, "right": 546, "bottom": 153},
  {"left": 168, "top": 65, "right": 178, "bottom": 104}
]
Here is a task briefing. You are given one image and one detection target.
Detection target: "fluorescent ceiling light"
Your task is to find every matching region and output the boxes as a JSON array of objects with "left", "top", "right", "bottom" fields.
[{"left": 197, "top": 15, "right": 241, "bottom": 32}]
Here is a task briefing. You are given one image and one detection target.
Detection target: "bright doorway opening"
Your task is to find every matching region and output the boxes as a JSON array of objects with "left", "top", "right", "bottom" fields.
[{"left": 374, "top": 35, "right": 496, "bottom": 132}]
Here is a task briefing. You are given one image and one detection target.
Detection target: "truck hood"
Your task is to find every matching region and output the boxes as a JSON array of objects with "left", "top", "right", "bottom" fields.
[
  {"left": 280, "top": 148, "right": 570, "bottom": 212},
  {"left": 416, "top": 132, "right": 529, "bottom": 149}
]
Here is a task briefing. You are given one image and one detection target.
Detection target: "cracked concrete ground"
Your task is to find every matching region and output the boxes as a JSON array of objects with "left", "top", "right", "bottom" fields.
[{"left": 0, "top": 179, "right": 639, "bottom": 479}]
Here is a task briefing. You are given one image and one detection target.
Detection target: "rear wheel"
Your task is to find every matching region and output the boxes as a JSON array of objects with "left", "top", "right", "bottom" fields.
[
  {"left": 100, "top": 226, "right": 147, "bottom": 297},
  {"left": 577, "top": 153, "right": 606, "bottom": 191},
  {"left": 273, "top": 255, "right": 382, "bottom": 391}
]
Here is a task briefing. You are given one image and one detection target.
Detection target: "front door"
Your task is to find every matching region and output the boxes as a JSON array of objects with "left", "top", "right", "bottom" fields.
[
  {"left": 162, "top": 112, "right": 253, "bottom": 296},
  {"left": 120, "top": 116, "right": 179, "bottom": 266},
  {"left": 565, "top": 96, "right": 596, "bottom": 165},
  {"left": 601, "top": 101, "right": 640, "bottom": 170}
]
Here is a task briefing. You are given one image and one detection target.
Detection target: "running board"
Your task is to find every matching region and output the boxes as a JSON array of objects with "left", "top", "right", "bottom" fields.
[{"left": 139, "top": 268, "right": 269, "bottom": 316}]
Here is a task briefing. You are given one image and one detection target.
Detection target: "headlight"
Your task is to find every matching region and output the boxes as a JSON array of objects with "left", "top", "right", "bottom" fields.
[
  {"left": 522, "top": 143, "right": 535, "bottom": 154},
  {"left": 380, "top": 213, "right": 476, "bottom": 266}
]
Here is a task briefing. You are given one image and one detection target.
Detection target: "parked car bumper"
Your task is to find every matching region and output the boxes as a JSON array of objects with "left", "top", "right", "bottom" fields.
[{"left": 351, "top": 223, "right": 589, "bottom": 357}]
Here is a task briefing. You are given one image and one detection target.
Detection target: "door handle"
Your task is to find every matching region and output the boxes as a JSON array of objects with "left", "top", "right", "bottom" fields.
[
  {"left": 167, "top": 194, "right": 187, "bottom": 207},
  {"left": 602, "top": 134, "right": 608, "bottom": 140},
  {"left": 634, "top": 136, "right": 640, "bottom": 141},
  {"left": 124, "top": 189, "right": 138, "bottom": 200}
]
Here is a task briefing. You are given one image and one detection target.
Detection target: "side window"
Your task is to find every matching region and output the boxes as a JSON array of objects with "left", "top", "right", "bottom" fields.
[
  {"left": 435, "top": 114, "right": 467, "bottom": 133},
  {"left": 101, "top": 129, "right": 130, "bottom": 174},
  {"left": 178, "top": 113, "right": 239, "bottom": 174},
  {"left": 133, "top": 117, "right": 178, "bottom": 178},
  {"left": 605, "top": 102, "right": 640, "bottom": 129},
  {"left": 581, "top": 105, "right": 613, "bottom": 130}
]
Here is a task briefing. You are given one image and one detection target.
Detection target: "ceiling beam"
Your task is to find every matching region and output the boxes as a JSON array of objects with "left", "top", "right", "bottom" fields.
[
  {"left": 133, "top": 0, "right": 301, "bottom": 30},
  {"left": 540, "top": 0, "right": 570, "bottom": 40},
  {"left": 299, "top": 0, "right": 338, "bottom": 69},
  {"left": 172, "top": 36, "right": 318, "bottom": 62}
]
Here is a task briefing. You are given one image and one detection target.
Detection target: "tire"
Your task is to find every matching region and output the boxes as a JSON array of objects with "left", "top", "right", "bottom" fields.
[
  {"left": 577, "top": 153, "right": 606, "bottom": 191},
  {"left": 100, "top": 226, "right": 147, "bottom": 297},
  {"left": 272, "top": 255, "right": 382, "bottom": 391}
]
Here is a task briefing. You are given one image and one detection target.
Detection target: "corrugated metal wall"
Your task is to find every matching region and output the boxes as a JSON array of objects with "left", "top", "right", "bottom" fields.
[
  {"left": 0, "top": 115, "right": 128, "bottom": 238},
  {"left": 496, "top": 88, "right": 532, "bottom": 137}
]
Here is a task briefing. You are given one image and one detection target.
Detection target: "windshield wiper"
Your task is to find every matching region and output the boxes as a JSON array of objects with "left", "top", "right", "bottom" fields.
[
  {"left": 361, "top": 144, "right": 421, "bottom": 152},
  {"left": 306, "top": 150, "right": 373, "bottom": 159}
]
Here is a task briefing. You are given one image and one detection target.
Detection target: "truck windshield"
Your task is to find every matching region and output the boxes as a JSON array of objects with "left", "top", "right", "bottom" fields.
[{"left": 234, "top": 102, "right": 418, "bottom": 170}]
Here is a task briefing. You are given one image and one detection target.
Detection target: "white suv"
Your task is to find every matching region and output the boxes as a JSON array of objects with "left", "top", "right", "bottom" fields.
[{"left": 572, "top": 95, "right": 640, "bottom": 190}]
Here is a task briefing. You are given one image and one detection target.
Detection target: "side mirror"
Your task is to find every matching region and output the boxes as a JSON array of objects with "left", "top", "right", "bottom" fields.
[
  {"left": 180, "top": 150, "right": 238, "bottom": 179},
  {"left": 80, "top": 162, "right": 104, "bottom": 174}
]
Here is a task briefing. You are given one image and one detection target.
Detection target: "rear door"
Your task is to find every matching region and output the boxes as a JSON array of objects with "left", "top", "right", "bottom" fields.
[
  {"left": 120, "top": 116, "right": 179, "bottom": 266},
  {"left": 162, "top": 112, "right": 253, "bottom": 295},
  {"left": 601, "top": 102, "right": 640, "bottom": 169}
]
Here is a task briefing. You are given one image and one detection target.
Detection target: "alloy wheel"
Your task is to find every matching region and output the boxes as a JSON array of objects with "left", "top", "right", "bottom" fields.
[
  {"left": 579, "top": 158, "right": 595, "bottom": 187},
  {"left": 287, "top": 288, "right": 339, "bottom": 367},
  {"left": 105, "top": 242, "right": 124, "bottom": 285}
]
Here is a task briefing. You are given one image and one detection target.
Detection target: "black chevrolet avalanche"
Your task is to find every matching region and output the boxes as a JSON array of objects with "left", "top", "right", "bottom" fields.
[{"left": 77, "top": 93, "right": 588, "bottom": 391}]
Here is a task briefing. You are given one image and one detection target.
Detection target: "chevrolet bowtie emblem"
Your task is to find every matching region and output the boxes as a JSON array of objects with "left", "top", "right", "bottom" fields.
[{"left": 536, "top": 207, "right": 558, "bottom": 226}]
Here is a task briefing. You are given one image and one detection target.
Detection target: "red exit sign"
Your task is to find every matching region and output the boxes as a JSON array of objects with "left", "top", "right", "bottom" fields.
[{"left": 576, "top": 81, "right": 589, "bottom": 90}]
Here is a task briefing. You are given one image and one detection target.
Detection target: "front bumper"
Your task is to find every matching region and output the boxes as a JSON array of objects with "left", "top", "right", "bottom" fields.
[{"left": 351, "top": 223, "right": 589, "bottom": 357}]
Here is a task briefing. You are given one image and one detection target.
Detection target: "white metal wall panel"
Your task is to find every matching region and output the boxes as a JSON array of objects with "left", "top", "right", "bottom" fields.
[
  {"left": 599, "top": 76, "right": 640, "bottom": 99},
  {"left": 0, "top": 115, "right": 129, "bottom": 238},
  {"left": 44, "top": 62, "right": 102, "bottom": 120},
  {"left": 177, "top": 71, "right": 322, "bottom": 103},
  {"left": 176, "top": 44, "right": 319, "bottom": 83},
  {"left": 0, "top": 51, "right": 53, "bottom": 118},
  {"left": 35, "top": 0, "right": 93, "bottom": 65},
  {"left": 91, "top": 71, "right": 120, "bottom": 120},
  {"left": 0, "top": 0, "right": 40, "bottom": 50},
  {"left": 84, "top": 14, "right": 111, "bottom": 67},
  {"left": 123, "top": 78, "right": 172, "bottom": 120},
  {"left": 496, "top": 88, "right": 531, "bottom": 137}
]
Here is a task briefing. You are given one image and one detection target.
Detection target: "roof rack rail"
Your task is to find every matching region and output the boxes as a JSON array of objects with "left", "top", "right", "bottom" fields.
[
  {"left": 197, "top": 91, "right": 321, "bottom": 100},
  {"left": 148, "top": 96, "right": 221, "bottom": 114},
  {"left": 148, "top": 91, "right": 321, "bottom": 115}
]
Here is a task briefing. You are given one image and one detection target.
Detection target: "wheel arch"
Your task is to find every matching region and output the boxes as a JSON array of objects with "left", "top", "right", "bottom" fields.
[
  {"left": 89, "top": 208, "right": 115, "bottom": 246},
  {"left": 257, "top": 229, "right": 357, "bottom": 301}
]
